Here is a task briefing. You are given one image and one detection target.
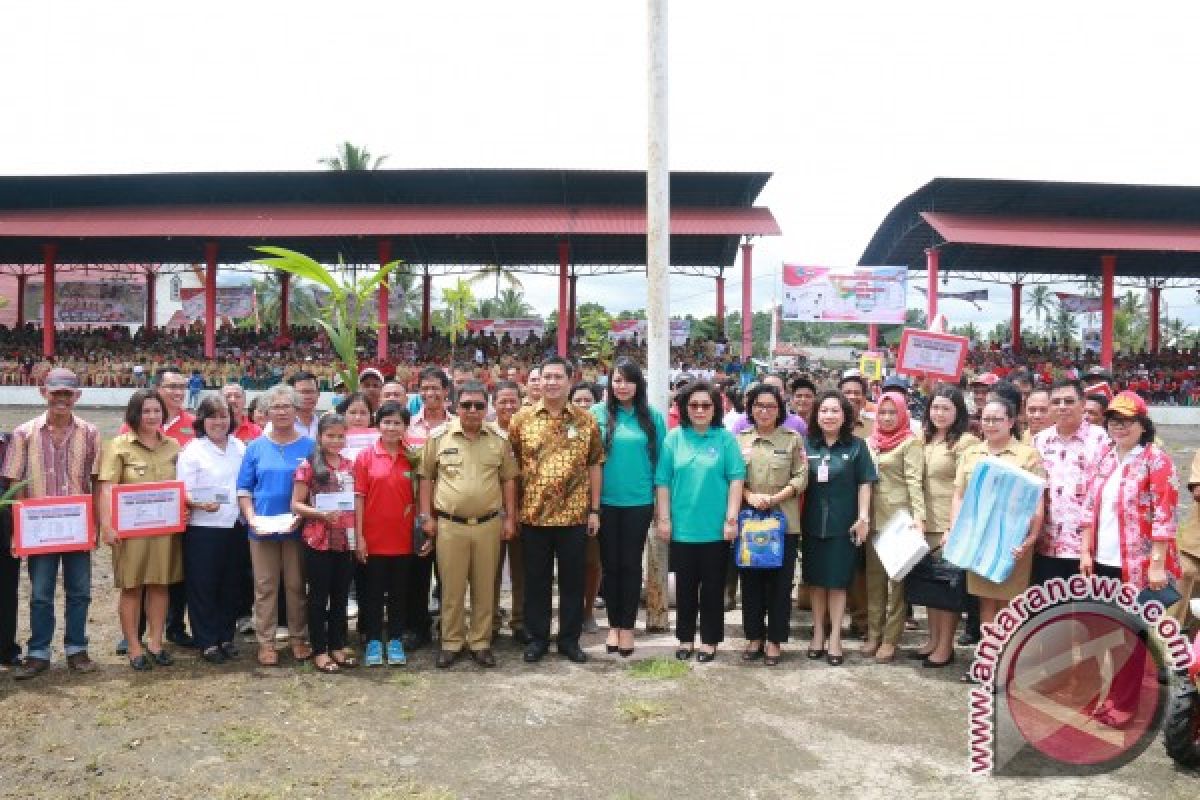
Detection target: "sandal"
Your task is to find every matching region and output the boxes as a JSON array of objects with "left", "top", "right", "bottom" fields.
[
  {"left": 331, "top": 652, "right": 358, "bottom": 669},
  {"left": 257, "top": 646, "right": 280, "bottom": 667},
  {"left": 147, "top": 648, "right": 174, "bottom": 667},
  {"left": 313, "top": 655, "right": 340, "bottom": 674},
  {"left": 129, "top": 654, "right": 153, "bottom": 671},
  {"left": 291, "top": 644, "right": 313, "bottom": 661}
]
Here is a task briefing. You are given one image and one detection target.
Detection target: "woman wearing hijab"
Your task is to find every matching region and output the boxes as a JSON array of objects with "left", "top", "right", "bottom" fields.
[{"left": 865, "top": 391, "right": 925, "bottom": 663}]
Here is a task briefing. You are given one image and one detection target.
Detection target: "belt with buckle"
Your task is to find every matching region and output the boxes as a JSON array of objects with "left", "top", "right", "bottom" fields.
[{"left": 435, "top": 510, "right": 500, "bottom": 526}]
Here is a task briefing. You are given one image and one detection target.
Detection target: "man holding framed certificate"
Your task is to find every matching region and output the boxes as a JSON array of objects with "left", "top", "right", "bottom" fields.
[{"left": 1, "top": 368, "right": 101, "bottom": 680}]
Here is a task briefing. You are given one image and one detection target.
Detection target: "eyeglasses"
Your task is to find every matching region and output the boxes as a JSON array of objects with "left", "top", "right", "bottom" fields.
[
  {"left": 1051, "top": 398, "right": 1077, "bottom": 406},
  {"left": 752, "top": 403, "right": 779, "bottom": 411},
  {"left": 980, "top": 417, "right": 1009, "bottom": 425},
  {"left": 458, "top": 401, "right": 487, "bottom": 411},
  {"left": 1106, "top": 417, "right": 1134, "bottom": 428},
  {"left": 687, "top": 402, "right": 714, "bottom": 410}
]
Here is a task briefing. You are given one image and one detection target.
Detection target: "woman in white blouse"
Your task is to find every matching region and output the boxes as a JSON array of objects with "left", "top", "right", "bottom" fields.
[{"left": 176, "top": 394, "right": 246, "bottom": 664}]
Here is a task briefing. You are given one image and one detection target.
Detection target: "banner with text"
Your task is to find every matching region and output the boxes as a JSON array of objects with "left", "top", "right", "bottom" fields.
[
  {"left": 1055, "top": 293, "right": 1103, "bottom": 314},
  {"left": 179, "top": 286, "right": 256, "bottom": 321},
  {"left": 25, "top": 281, "right": 146, "bottom": 325},
  {"left": 895, "top": 328, "right": 969, "bottom": 382},
  {"left": 465, "top": 318, "right": 545, "bottom": 340},
  {"left": 608, "top": 319, "right": 691, "bottom": 346},
  {"left": 782, "top": 265, "right": 907, "bottom": 324}
]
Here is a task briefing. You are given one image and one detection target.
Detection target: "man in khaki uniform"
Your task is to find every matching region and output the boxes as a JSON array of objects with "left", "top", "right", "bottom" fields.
[
  {"left": 419, "top": 381, "right": 518, "bottom": 668},
  {"left": 1175, "top": 450, "right": 1200, "bottom": 630}
]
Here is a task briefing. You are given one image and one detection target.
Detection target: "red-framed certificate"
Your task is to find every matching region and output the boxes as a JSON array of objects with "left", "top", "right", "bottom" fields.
[
  {"left": 112, "top": 480, "right": 187, "bottom": 538},
  {"left": 13, "top": 495, "right": 96, "bottom": 556},
  {"left": 895, "top": 328, "right": 969, "bottom": 382}
]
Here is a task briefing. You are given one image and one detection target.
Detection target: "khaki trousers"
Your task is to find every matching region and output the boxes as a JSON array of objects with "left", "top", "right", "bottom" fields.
[
  {"left": 249, "top": 538, "right": 308, "bottom": 647},
  {"left": 865, "top": 538, "right": 906, "bottom": 646},
  {"left": 1171, "top": 551, "right": 1200, "bottom": 628},
  {"left": 493, "top": 535, "right": 525, "bottom": 631},
  {"left": 437, "top": 517, "right": 501, "bottom": 652},
  {"left": 644, "top": 528, "right": 670, "bottom": 630}
]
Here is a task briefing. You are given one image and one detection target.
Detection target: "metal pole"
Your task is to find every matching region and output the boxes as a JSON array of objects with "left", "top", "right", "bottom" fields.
[{"left": 646, "top": 0, "right": 670, "bottom": 410}]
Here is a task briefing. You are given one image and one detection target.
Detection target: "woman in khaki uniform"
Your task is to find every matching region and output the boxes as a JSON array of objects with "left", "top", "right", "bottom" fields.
[
  {"left": 737, "top": 383, "right": 808, "bottom": 666},
  {"left": 918, "top": 387, "right": 979, "bottom": 667},
  {"left": 865, "top": 392, "right": 924, "bottom": 663},
  {"left": 952, "top": 397, "right": 1045, "bottom": 642},
  {"left": 97, "top": 389, "right": 183, "bottom": 671}
]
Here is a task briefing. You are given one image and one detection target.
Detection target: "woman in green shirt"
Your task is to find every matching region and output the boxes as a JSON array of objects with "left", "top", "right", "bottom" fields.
[
  {"left": 591, "top": 359, "right": 667, "bottom": 657},
  {"left": 802, "top": 389, "right": 876, "bottom": 666},
  {"left": 655, "top": 381, "right": 745, "bottom": 663}
]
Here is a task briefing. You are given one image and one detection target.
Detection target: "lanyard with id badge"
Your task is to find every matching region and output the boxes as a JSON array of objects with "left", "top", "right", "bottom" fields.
[{"left": 817, "top": 453, "right": 831, "bottom": 484}]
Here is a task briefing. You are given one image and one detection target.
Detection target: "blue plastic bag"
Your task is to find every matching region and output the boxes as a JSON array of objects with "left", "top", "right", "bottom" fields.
[
  {"left": 736, "top": 509, "right": 786, "bottom": 569},
  {"left": 944, "top": 456, "right": 1045, "bottom": 583}
]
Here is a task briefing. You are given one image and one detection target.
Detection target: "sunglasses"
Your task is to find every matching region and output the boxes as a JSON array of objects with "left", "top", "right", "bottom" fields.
[{"left": 458, "top": 401, "right": 487, "bottom": 411}]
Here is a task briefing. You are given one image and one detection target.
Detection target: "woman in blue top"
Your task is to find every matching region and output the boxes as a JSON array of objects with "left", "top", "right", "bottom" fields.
[
  {"left": 654, "top": 380, "right": 745, "bottom": 663},
  {"left": 591, "top": 358, "right": 667, "bottom": 658},
  {"left": 236, "top": 384, "right": 315, "bottom": 667}
]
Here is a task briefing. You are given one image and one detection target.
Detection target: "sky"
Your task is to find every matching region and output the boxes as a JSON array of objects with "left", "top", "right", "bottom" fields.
[{"left": 5, "top": 1, "right": 1200, "bottom": 337}]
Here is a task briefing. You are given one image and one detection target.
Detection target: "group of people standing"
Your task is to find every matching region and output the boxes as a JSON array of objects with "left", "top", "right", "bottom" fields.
[{"left": 0, "top": 357, "right": 1193, "bottom": 687}]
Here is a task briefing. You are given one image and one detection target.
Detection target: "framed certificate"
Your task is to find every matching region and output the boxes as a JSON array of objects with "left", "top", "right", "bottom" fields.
[
  {"left": 341, "top": 428, "right": 380, "bottom": 462},
  {"left": 112, "top": 480, "right": 187, "bottom": 538},
  {"left": 13, "top": 495, "right": 96, "bottom": 556},
  {"left": 895, "top": 328, "right": 969, "bottom": 382}
]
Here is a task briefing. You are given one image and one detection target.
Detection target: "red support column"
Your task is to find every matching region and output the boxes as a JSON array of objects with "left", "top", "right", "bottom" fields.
[
  {"left": 16, "top": 273, "right": 27, "bottom": 328},
  {"left": 568, "top": 274, "right": 578, "bottom": 346},
  {"left": 377, "top": 240, "right": 392, "bottom": 362},
  {"left": 42, "top": 244, "right": 57, "bottom": 357},
  {"left": 278, "top": 272, "right": 290, "bottom": 336},
  {"left": 925, "top": 247, "right": 939, "bottom": 323},
  {"left": 741, "top": 241, "right": 754, "bottom": 359},
  {"left": 1011, "top": 283, "right": 1023, "bottom": 354},
  {"left": 715, "top": 275, "right": 725, "bottom": 338},
  {"left": 144, "top": 270, "right": 156, "bottom": 339},
  {"left": 204, "top": 241, "right": 218, "bottom": 360},
  {"left": 1149, "top": 285, "right": 1161, "bottom": 354},
  {"left": 420, "top": 272, "right": 432, "bottom": 339},
  {"left": 868, "top": 324, "right": 878, "bottom": 350},
  {"left": 1100, "top": 255, "right": 1116, "bottom": 369},
  {"left": 557, "top": 240, "right": 570, "bottom": 357}
]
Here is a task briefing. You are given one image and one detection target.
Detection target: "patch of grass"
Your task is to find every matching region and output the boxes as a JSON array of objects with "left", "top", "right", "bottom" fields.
[
  {"left": 628, "top": 657, "right": 690, "bottom": 680},
  {"left": 385, "top": 672, "right": 426, "bottom": 689},
  {"left": 215, "top": 725, "right": 270, "bottom": 750},
  {"left": 617, "top": 698, "right": 669, "bottom": 723}
]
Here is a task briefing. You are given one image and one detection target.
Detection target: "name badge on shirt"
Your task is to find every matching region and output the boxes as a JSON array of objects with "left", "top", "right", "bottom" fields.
[
  {"left": 817, "top": 463, "right": 830, "bottom": 483},
  {"left": 567, "top": 425, "right": 578, "bottom": 439}
]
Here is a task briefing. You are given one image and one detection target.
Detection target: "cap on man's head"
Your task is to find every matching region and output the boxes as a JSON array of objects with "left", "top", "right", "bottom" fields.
[
  {"left": 881, "top": 375, "right": 911, "bottom": 392},
  {"left": 44, "top": 368, "right": 79, "bottom": 390},
  {"left": 359, "top": 367, "right": 384, "bottom": 383}
]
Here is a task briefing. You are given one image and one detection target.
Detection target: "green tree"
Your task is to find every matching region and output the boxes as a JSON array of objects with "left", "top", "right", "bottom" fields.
[
  {"left": 318, "top": 142, "right": 388, "bottom": 170},
  {"left": 1025, "top": 285, "right": 1055, "bottom": 336},
  {"left": 439, "top": 279, "right": 475, "bottom": 361},
  {"left": 491, "top": 288, "right": 533, "bottom": 318},
  {"left": 1164, "top": 317, "right": 1191, "bottom": 348},
  {"left": 952, "top": 321, "right": 981, "bottom": 343},
  {"left": 577, "top": 304, "right": 614, "bottom": 362},
  {"left": 252, "top": 247, "right": 403, "bottom": 391},
  {"left": 1050, "top": 307, "right": 1079, "bottom": 347},
  {"left": 467, "top": 265, "right": 524, "bottom": 301}
]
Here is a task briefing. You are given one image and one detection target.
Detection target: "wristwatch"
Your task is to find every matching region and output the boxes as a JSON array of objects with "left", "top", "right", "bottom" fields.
[
  {"left": 416, "top": 513, "right": 430, "bottom": 526},
  {"left": 589, "top": 508, "right": 601, "bottom": 515}
]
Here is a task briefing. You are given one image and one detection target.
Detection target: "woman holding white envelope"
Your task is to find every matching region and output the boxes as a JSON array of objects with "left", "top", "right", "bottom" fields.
[
  {"left": 865, "top": 391, "right": 925, "bottom": 664},
  {"left": 176, "top": 394, "right": 245, "bottom": 665}
]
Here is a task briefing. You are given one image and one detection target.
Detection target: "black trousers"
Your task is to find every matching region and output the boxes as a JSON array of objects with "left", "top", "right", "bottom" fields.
[
  {"left": 0, "top": 510, "right": 20, "bottom": 662},
  {"left": 405, "top": 551, "right": 434, "bottom": 640},
  {"left": 363, "top": 555, "right": 411, "bottom": 643},
  {"left": 183, "top": 524, "right": 242, "bottom": 650},
  {"left": 740, "top": 534, "right": 799, "bottom": 644},
  {"left": 1032, "top": 554, "right": 1082, "bottom": 585},
  {"left": 598, "top": 504, "right": 654, "bottom": 630},
  {"left": 522, "top": 524, "right": 587, "bottom": 647},
  {"left": 672, "top": 540, "right": 730, "bottom": 646},
  {"left": 305, "top": 546, "right": 354, "bottom": 654}
]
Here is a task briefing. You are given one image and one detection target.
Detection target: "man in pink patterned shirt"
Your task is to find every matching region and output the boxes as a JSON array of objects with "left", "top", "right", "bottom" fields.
[{"left": 1032, "top": 379, "right": 1110, "bottom": 583}]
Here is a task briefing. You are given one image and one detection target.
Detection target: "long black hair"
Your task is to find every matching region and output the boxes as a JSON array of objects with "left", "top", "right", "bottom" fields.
[
  {"left": 309, "top": 412, "right": 347, "bottom": 486},
  {"left": 922, "top": 386, "right": 969, "bottom": 446},
  {"left": 604, "top": 357, "right": 658, "bottom": 466}
]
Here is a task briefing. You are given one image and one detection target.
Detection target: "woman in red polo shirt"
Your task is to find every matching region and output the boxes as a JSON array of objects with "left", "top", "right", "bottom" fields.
[{"left": 353, "top": 400, "right": 417, "bottom": 668}]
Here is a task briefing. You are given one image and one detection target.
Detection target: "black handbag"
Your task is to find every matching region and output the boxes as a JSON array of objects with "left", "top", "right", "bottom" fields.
[{"left": 904, "top": 546, "right": 967, "bottom": 612}]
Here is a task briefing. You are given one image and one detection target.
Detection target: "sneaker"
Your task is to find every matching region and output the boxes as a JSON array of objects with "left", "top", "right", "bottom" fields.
[
  {"left": 236, "top": 616, "right": 255, "bottom": 635},
  {"left": 275, "top": 627, "right": 290, "bottom": 642},
  {"left": 386, "top": 639, "right": 407, "bottom": 666},
  {"left": 347, "top": 598, "right": 359, "bottom": 619},
  {"left": 364, "top": 640, "right": 384, "bottom": 667}
]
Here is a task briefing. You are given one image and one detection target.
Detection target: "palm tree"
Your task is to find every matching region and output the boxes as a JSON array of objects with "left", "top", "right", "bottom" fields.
[
  {"left": 1117, "top": 290, "right": 1145, "bottom": 317},
  {"left": 467, "top": 264, "right": 523, "bottom": 300},
  {"left": 245, "top": 272, "right": 322, "bottom": 330},
  {"left": 958, "top": 321, "right": 981, "bottom": 343},
  {"left": 439, "top": 279, "right": 475, "bottom": 362},
  {"left": 473, "top": 298, "right": 497, "bottom": 319},
  {"left": 318, "top": 142, "right": 388, "bottom": 171},
  {"left": 491, "top": 288, "right": 533, "bottom": 318},
  {"left": 1051, "top": 307, "right": 1079, "bottom": 347},
  {"left": 389, "top": 270, "right": 423, "bottom": 328},
  {"left": 1164, "top": 317, "right": 1191, "bottom": 348},
  {"left": 1025, "top": 285, "right": 1055, "bottom": 337}
]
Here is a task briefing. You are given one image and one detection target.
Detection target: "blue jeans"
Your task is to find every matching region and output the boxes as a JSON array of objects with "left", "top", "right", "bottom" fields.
[{"left": 27, "top": 551, "right": 92, "bottom": 661}]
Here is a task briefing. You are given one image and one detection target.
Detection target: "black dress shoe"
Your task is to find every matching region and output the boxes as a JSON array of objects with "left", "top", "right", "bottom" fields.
[
  {"left": 742, "top": 647, "right": 765, "bottom": 662},
  {"left": 696, "top": 648, "right": 717, "bottom": 663},
  {"left": 13, "top": 657, "right": 49, "bottom": 680},
  {"left": 220, "top": 641, "right": 240, "bottom": 659},
  {"left": 922, "top": 653, "right": 955, "bottom": 669},
  {"left": 523, "top": 641, "right": 549, "bottom": 663},
  {"left": 470, "top": 649, "right": 497, "bottom": 668},
  {"left": 957, "top": 630, "right": 981, "bottom": 647},
  {"left": 511, "top": 627, "right": 532, "bottom": 645},
  {"left": 166, "top": 630, "right": 196, "bottom": 649},
  {"left": 558, "top": 642, "right": 588, "bottom": 664},
  {"left": 435, "top": 649, "right": 462, "bottom": 669},
  {"left": 201, "top": 646, "right": 228, "bottom": 665},
  {"left": 147, "top": 648, "right": 174, "bottom": 667},
  {"left": 401, "top": 632, "right": 420, "bottom": 651}
]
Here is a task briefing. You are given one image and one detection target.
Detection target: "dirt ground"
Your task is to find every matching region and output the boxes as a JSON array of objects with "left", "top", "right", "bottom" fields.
[{"left": 0, "top": 406, "right": 1196, "bottom": 799}]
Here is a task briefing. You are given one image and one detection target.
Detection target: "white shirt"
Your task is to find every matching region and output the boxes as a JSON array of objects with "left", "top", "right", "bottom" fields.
[
  {"left": 176, "top": 436, "right": 246, "bottom": 528},
  {"left": 1096, "top": 446, "right": 1142, "bottom": 567}
]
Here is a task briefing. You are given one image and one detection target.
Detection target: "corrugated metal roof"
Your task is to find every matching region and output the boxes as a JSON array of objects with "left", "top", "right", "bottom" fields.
[
  {"left": 922, "top": 212, "right": 1200, "bottom": 252},
  {"left": 0, "top": 205, "right": 780, "bottom": 238}
]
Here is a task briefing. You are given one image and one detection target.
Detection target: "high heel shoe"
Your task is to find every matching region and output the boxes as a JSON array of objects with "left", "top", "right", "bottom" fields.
[
  {"left": 618, "top": 647, "right": 634, "bottom": 658},
  {"left": 696, "top": 648, "right": 717, "bottom": 663},
  {"left": 606, "top": 644, "right": 619, "bottom": 654},
  {"left": 923, "top": 653, "right": 955, "bottom": 669}
]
